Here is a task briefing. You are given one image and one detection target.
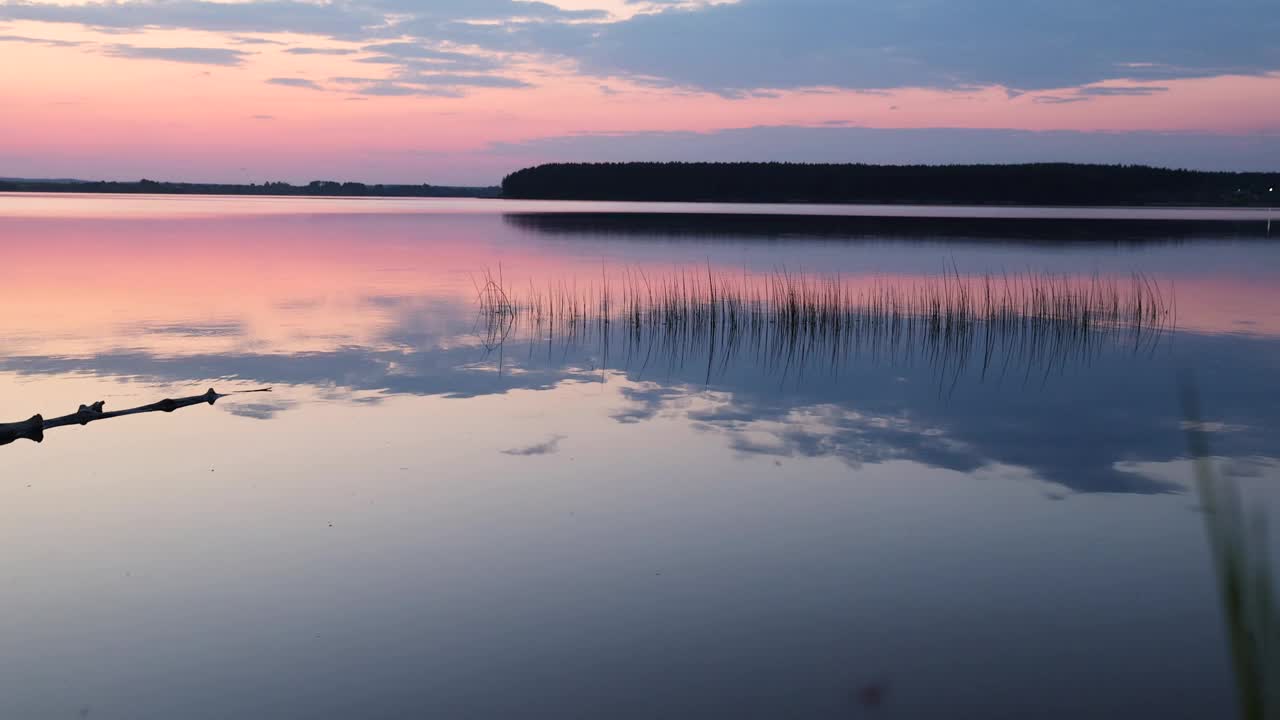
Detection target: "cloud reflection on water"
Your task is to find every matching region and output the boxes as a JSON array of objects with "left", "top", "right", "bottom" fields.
[
  {"left": 2, "top": 295, "right": 1276, "bottom": 496},
  {"left": 2, "top": 209, "right": 1278, "bottom": 498}
]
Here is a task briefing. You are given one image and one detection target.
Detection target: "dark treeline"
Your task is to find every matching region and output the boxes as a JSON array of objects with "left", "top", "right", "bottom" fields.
[
  {"left": 502, "top": 162, "right": 1278, "bottom": 206},
  {"left": 0, "top": 178, "right": 501, "bottom": 198}
]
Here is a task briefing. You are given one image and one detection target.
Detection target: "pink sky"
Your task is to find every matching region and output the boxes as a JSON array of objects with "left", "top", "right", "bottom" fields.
[{"left": 1, "top": 1, "right": 1278, "bottom": 184}]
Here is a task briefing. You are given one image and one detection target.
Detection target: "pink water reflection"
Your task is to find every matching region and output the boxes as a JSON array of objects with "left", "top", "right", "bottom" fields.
[{"left": 0, "top": 199, "right": 1277, "bottom": 364}]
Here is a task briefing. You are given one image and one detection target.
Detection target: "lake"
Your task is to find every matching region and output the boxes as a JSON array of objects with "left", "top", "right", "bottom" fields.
[{"left": 1, "top": 194, "right": 1278, "bottom": 719}]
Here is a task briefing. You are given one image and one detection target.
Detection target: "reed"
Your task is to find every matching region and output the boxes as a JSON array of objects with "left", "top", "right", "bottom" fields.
[
  {"left": 480, "top": 268, "right": 1167, "bottom": 332},
  {"left": 474, "top": 267, "right": 1171, "bottom": 381}
]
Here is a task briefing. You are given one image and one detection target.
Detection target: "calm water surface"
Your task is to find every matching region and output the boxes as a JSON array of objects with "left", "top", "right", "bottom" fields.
[{"left": 1, "top": 195, "right": 1278, "bottom": 719}]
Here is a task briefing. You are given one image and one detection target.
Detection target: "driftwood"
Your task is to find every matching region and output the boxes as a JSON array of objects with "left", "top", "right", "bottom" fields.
[{"left": 0, "top": 387, "right": 271, "bottom": 447}]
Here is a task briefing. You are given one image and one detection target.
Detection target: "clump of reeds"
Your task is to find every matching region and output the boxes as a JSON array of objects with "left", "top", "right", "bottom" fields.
[{"left": 474, "top": 266, "right": 1172, "bottom": 381}]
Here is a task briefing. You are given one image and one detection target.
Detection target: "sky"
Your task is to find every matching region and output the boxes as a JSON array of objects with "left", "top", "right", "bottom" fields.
[{"left": 1, "top": 0, "right": 1278, "bottom": 185}]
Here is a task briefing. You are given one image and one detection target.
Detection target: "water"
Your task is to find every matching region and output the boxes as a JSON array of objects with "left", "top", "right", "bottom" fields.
[
  {"left": 2, "top": 191, "right": 1274, "bottom": 220},
  {"left": 1, "top": 195, "right": 1277, "bottom": 719}
]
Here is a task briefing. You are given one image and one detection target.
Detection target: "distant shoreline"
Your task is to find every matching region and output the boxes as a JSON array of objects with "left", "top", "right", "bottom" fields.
[
  {"left": 5, "top": 162, "right": 1277, "bottom": 208},
  {"left": 502, "top": 162, "right": 1277, "bottom": 208},
  {"left": 2, "top": 188, "right": 1273, "bottom": 212},
  {"left": 0, "top": 179, "right": 501, "bottom": 198}
]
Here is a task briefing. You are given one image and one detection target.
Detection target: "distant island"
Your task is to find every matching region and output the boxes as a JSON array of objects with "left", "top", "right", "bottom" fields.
[
  {"left": 502, "top": 162, "right": 1277, "bottom": 207},
  {"left": 0, "top": 178, "right": 501, "bottom": 198}
]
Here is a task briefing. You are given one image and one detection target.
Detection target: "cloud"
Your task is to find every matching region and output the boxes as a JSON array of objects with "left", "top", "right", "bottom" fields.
[
  {"left": 102, "top": 44, "right": 249, "bottom": 65},
  {"left": 328, "top": 72, "right": 525, "bottom": 96},
  {"left": 0, "top": 0, "right": 385, "bottom": 38},
  {"left": 344, "top": 43, "right": 520, "bottom": 93},
  {"left": 1033, "top": 95, "right": 1092, "bottom": 105},
  {"left": 348, "top": 81, "right": 463, "bottom": 97},
  {"left": 501, "top": 434, "right": 567, "bottom": 456},
  {"left": 396, "top": 72, "right": 531, "bottom": 89},
  {"left": 267, "top": 77, "right": 323, "bottom": 90},
  {"left": 561, "top": 0, "right": 1280, "bottom": 94},
  {"left": 362, "top": 42, "right": 483, "bottom": 61},
  {"left": 1078, "top": 85, "right": 1171, "bottom": 97},
  {"left": 3, "top": 0, "right": 1275, "bottom": 96},
  {"left": 0, "top": 0, "right": 598, "bottom": 93},
  {"left": 133, "top": 320, "right": 245, "bottom": 337},
  {"left": 0, "top": 0, "right": 603, "bottom": 39},
  {"left": 374, "top": 0, "right": 607, "bottom": 23},
  {"left": 0, "top": 33, "right": 82, "bottom": 47},
  {"left": 229, "top": 35, "right": 287, "bottom": 45},
  {"left": 1029, "top": 84, "right": 1169, "bottom": 103},
  {"left": 488, "top": 125, "right": 1280, "bottom": 172},
  {"left": 285, "top": 46, "right": 358, "bottom": 55},
  {"left": 356, "top": 42, "right": 504, "bottom": 71}
]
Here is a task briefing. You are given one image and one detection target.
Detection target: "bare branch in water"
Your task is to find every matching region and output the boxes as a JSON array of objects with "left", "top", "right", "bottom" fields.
[{"left": 0, "top": 387, "right": 272, "bottom": 447}]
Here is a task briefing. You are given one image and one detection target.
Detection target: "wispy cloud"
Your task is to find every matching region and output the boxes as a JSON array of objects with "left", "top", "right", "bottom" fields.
[
  {"left": 229, "top": 35, "right": 287, "bottom": 45},
  {"left": 330, "top": 75, "right": 514, "bottom": 97},
  {"left": 1079, "top": 85, "right": 1171, "bottom": 97},
  {"left": 352, "top": 82, "right": 463, "bottom": 97},
  {"left": 396, "top": 72, "right": 531, "bottom": 89},
  {"left": 285, "top": 46, "right": 358, "bottom": 55},
  {"left": 103, "top": 44, "right": 249, "bottom": 65},
  {"left": 0, "top": 33, "right": 82, "bottom": 47},
  {"left": 1031, "top": 85, "right": 1169, "bottom": 104},
  {"left": 358, "top": 42, "right": 502, "bottom": 71},
  {"left": 133, "top": 320, "right": 245, "bottom": 337},
  {"left": 266, "top": 77, "right": 323, "bottom": 90},
  {"left": 1033, "top": 95, "right": 1091, "bottom": 104}
]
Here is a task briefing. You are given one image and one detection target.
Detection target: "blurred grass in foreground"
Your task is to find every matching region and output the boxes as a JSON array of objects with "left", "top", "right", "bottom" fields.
[{"left": 1182, "top": 376, "right": 1278, "bottom": 719}]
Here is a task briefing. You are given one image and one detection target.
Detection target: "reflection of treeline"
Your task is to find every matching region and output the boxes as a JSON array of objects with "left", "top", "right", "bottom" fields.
[
  {"left": 502, "top": 163, "right": 1278, "bottom": 206},
  {"left": 504, "top": 213, "right": 1266, "bottom": 242},
  {"left": 476, "top": 268, "right": 1171, "bottom": 384},
  {"left": 0, "top": 178, "right": 501, "bottom": 197}
]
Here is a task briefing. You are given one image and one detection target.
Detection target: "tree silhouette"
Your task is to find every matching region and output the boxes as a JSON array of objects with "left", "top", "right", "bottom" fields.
[{"left": 502, "top": 162, "right": 1278, "bottom": 206}]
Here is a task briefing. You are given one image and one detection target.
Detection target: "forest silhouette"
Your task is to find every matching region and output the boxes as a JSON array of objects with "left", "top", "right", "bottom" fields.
[{"left": 502, "top": 162, "right": 1277, "bottom": 206}]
